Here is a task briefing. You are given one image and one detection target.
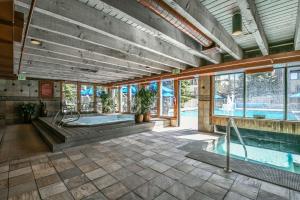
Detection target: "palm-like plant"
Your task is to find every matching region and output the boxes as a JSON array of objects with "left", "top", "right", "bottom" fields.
[
  {"left": 137, "top": 88, "right": 157, "bottom": 114},
  {"left": 99, "top": 92, "right": 115, "bottom": 113}
]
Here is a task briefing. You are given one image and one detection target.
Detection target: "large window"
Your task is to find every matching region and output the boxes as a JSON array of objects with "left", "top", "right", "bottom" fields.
[
  {"left": 214, "top": 73, "right": 244, "bottom": 117},
  {"left": 147, "top": 81, "right": 158, "bottom": 115},
  {"left": 161, "top": 80, "right": 174, "bottom": 117},
  {"left": 288, "top": 67, "right": 300, "bottom": 120},
  {"left": 62, "top": 83, "right": 77, "bottom": 112},
  {"left": 130, "top": 84, "right": 138, "bottom": 113},
  {"left": 80, "top": 84, "right": 94, "bottom": 112},
  {"left": 112, "top": 88, "right": 120, "bottom": 112},
  {"left": 246, "top": 69, "right": 284, "bottom": 119},
  {"left": 95, "top": 86, "right": 107, "bottom": 113},
  {"left": 121, "top": 85, "right": 128, "bottom": 112}
]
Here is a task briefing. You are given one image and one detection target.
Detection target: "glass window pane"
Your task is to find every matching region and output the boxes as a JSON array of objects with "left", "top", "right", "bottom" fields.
[
  {"left": 246, "top": 68, "right": 284, "bottom": 119},
  {"left": 80, "top": 84, "right": 94, "bottom": 112},
  {"left": 130, "top": 84, "right": 138, "bottom": 113},
  {"left": 147, "top": 82, "right": 158, "bottom": 115},
  {"left": 112, "top": 88, "right": 119, "bottom": 112},
  {"left": 214, "top": 73, "right": 244, "bottom": 116},
  {"left": 288, "top": 67, "right": 300, "bottom": 120},
  {"left": 95, "top": 86, "right": 107, "bottom": 113},
  {"left": 121, "top": 85, "right": 128, "bottom": 112},
  {"left": 161, "top": 80, "right": 174, "bottom": 117},
  {"left": 62, "top": 83, "right": 77, "bottom": 112}
]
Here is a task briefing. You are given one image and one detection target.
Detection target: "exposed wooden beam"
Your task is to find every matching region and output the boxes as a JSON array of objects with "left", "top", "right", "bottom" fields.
[
  {"left": 15, "top": 54, "right": 147, "bottom": 77},
  {"left": 94, "top": 0, "right": 221, "bottom": 63},
  {"left": 22, "top": 39, "right": 169, "bottom": 74},
  {"left": 18, "top": 0, "right": 36, "bottom": 74},
  {"left": 15, "top": 44, "right": 160, "bottom": 74},
  {"left": 20, "top": 66, "right": 126, "bottom": 81},
  {"left": 162, "top": 0, "right": 243, "bottom": 60},
  {"left": 295, "top": 0, "right": 300, "bottom": 50},
  {"left": 16, "top": 0, "right": 207, "bottom": 67},
  {"left": 106, "top": 50, "right": 300, "bottom": 86},
  {"left": 236, "top": 0, "right": 269, "bottom": 55},
  {"left": 16, "top": 6, "right": 179, "bottom": 71},
  {"left": 16, "top": 61, "right": 136, "bottom": 79}
]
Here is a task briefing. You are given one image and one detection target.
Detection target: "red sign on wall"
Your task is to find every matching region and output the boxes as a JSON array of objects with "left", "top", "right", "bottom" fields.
[{"left": 39, "top": 81, "right": 53, "bottom": 98}]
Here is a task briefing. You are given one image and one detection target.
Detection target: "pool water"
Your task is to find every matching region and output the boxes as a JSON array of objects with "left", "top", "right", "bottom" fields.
[
  {"left": 64, "top": 114, "right": 134, "bottom": 126},
  {"left": 210, "top": 137, "right": 300, "bottom": 174}
]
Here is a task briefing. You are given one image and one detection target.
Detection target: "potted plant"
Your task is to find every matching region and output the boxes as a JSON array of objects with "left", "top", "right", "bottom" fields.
[
  {"left": 133, "top": 93, "right": 143, "bottom": 123},
  {"left": 99, "top": 92, "right": 114, "bottom": 113},
  {"left": 18, "top": 103, "right": 36, "bottom": 123},
  {"left": 137, "top": 88, "right": 156, "bottom": 122}
]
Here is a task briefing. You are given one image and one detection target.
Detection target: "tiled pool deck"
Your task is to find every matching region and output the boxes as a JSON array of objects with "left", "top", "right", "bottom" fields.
[{"left": 0, "top": 128, "right": 299, "bottom": 200}]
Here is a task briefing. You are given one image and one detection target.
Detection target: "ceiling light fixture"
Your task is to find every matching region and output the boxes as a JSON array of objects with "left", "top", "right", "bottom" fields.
[
  {"left": 232, "top": 11, "right": 242, "bottom": 36},
  {"left": 30, "top": 38, "right": 41, "bottom": 45}
]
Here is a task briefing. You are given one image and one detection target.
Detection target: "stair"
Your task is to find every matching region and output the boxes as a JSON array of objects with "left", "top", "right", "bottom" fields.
[{"left": 33, "top": 118, "right": 155, "bottom": 152}]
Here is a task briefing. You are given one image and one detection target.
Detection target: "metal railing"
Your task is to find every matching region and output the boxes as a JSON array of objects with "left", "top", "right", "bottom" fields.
[
  {"left": 52, "top": 105, "right": 80, "bottom": 127},
  {"left": 224, "top": 118, "right": 248, "bottom": 173}
]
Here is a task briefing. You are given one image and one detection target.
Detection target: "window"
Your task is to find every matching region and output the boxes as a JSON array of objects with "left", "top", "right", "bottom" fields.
[
  {"left": 288, "top": 67, "right": 300, "bottom": 120},
  {"left": 112, "top": 88, "right": 119, "bottom": 112},
  {"left": 130, "top": 84, "right": 138, "bottom": 113},
  {"left": 62, "top": 83, "right": 77, "bottom": 112},
  {"left": 80, "top": 84, "right": 94, "bottom": 112},
  {"left": 95, "top": 86, "right": 107, "bottom": 113},
  {"left": 161, "top": 80, "right": 174, "bottom": 117},
  {"left": 214, "top": 73, "right": 244, "bottom": 117},
  {"left": 121, "top": 85, "right": 128, "bottom": 112},
  {"left": 246, "top": 68, "right": 284, "bottom": 119},
  {"left": 147, "top": 82, "right": 158, "bottom": 115}
]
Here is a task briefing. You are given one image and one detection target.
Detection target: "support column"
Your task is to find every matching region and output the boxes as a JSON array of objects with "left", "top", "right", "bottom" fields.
[
  {"left": 157, "top": 81, "right": 161, "bottom": 117},
  {"left": 127, "top": 85, "right": 131, "bottom": 113},
  {"left": 93, "top": 84, "right": 97, "bottom": 112},
  {"left": 198, "top": 76, "right": 213, "bottom": 132},
  {"left": 172, "top": 79, "right": 179, "bottom": 127}
]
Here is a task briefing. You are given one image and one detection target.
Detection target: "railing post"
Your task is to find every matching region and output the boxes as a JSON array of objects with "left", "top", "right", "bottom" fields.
[{"left": 224, "top": 118, "right": 232, "bottom": 173}]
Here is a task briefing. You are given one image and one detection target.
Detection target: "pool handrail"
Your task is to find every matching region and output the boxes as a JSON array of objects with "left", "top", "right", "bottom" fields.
[
  {"left": 52, "top": 105, "right": 81, "bottom": 127},
  {"left": 224, "top": 118, "right": 248, "bottom": 173}
]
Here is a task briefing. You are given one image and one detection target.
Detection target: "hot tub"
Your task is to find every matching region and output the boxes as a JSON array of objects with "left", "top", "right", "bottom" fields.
[{"left": 63, "top": 114, "right": 134, "bottom": 127}]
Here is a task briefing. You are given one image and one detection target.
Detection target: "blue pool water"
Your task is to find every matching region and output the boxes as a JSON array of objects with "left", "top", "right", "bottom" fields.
[
  {"left": 210, "top": 138, "right": 300, "bottom": 174},
  {"left": 64, "top": 114, "right": 134, "bottom": 126},
  {"left": 182, "top": 109, "right": 298, "bottom": 120}
]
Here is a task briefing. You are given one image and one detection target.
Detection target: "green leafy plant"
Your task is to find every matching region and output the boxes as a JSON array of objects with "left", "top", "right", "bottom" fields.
[
  {"left": 99, "top": 92, "right": 114, "bottom": 113},
  {"left": 18, "top": 103, "right": 36, "bottom": 123},
  {"left": 136, "top": 88, "right": 157, "bottom": 114}
]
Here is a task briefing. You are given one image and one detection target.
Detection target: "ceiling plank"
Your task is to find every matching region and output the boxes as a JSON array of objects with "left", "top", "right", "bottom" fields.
[
  {"left": 16, "top": 6, "right": 180, "bottom": 71},
  {"left": 15, "top": 54, "right": 148, "bottom": 77},
  {"left": 162, "top": 0, "right": 243, "bottom": 60},
  {"left": 21, "top": 39, "right": 169, "bottom": 74},
  {"left": 15, "top": 0, "right": 204, "bottom": 67},
  {"left": 95, "top": 0, "right": 221, "bottom": 64},
  {"left": 15, "top": 44, "right": 160, "bottom": 74},
  {"left": 236, "top": 0, "right": 269, "bottom": 55},
  {"left": 295, "top": 0, "right": 300, "bottom": 50}
]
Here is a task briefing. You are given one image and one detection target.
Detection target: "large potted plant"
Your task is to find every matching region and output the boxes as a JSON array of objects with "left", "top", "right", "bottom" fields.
[
  {"left": 133, "top": 93, "right": 143, "bottom": 123},
  {"left": 138, "top": 88, "right": 156, "bottom": 122},
  {"left": 18, "top": 103, "right": 36, "bottom": 123},
  {"left": 99, "top": 92, "right": 114, "bottom": 113}
]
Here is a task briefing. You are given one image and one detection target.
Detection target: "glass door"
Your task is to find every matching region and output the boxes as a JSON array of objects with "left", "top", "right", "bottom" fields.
[{"left": 179, "top": 79, "right": 198, "bottom": 129}]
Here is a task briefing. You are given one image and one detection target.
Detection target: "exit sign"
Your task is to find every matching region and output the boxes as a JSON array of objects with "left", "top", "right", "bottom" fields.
[
  {"left": 172, "top": 69, "right": 180, "bottom": 74},
  {"left": 18, "top": 73, "right": 26, "bottom": 80}
]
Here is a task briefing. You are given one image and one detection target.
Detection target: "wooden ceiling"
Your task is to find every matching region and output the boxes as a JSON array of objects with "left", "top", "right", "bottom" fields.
[{"left": 7, "top": 0, "right": 300, "bottom": 83}]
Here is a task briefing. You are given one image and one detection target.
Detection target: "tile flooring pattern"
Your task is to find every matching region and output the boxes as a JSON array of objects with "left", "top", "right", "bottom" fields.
[{"left": 0, "top": 129, "right": 300, "bottom": 200}]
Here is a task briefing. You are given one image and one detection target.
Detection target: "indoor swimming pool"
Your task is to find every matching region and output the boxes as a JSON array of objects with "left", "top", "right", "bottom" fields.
[{"left": 209, "top": 136, "right": 300, "bottom": 174}]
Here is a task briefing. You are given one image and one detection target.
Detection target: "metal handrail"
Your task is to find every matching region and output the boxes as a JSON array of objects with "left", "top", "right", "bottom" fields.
[
  {"left": 52, "top": 105, "right": 80, "bottom": 127},
  {"left": 224, "top": 118, "right": 248, "bottom": 173}
]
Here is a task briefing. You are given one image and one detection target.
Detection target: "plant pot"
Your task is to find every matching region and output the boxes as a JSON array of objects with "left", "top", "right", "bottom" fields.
[
  {"left": 143, "top": 112, "right": 151, "bottom": 122},
  {"left": 135, "top": 114, "right": 144, "bottom": 123}
]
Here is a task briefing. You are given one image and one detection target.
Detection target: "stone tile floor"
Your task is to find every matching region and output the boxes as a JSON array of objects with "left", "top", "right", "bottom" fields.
[{"left": 0, "top": 128, "right": 299, "bottom": 200}]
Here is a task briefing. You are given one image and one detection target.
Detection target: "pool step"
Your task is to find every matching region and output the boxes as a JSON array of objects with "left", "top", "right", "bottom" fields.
[{"left": 34, "top": 117, "right": 155, "bottom": 152}]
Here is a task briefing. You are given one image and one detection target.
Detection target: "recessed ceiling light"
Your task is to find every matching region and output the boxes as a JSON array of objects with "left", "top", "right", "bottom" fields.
[{"left": 30, "top": 39, "right": 42, "bottom": 45}]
